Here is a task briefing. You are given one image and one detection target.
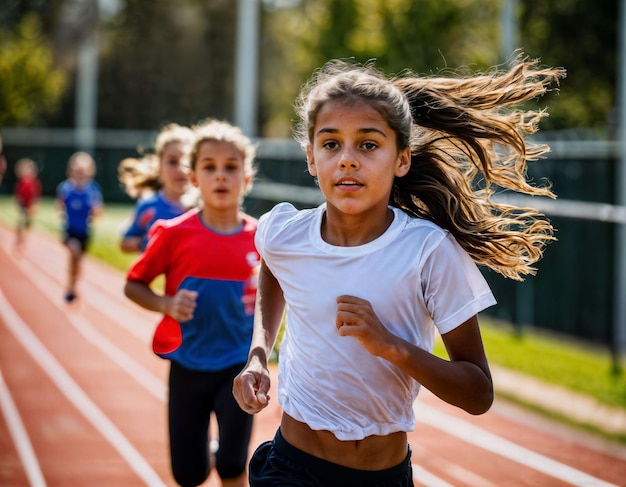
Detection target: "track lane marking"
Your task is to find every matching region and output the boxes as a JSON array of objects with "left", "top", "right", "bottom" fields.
[
  {"left": 412, "top": 465, "right": 455, "bottom": 487},
  {"left": 3, "top": 230, "right": 620, "bottom": 487},
  {"left": 18, "top": 257, "right": 167, "bottom": 402},
  {"left": 25, "top": 252, "right": 154, "bottom": 342},
  {"left": 0, "top": 369, "right": 47, "bottom": 487},
  {"left": 415, "top": 401, "right": 619, "bottom": 487},
  {"left": 0, "top": 291, "right": 166, "bottom": 487}
]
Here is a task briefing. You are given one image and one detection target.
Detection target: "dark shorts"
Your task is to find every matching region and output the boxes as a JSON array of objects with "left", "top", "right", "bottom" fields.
[
  {"left": 17, "top": 204, "right": 32, "bottom": 228},
  {"left": 249, "top": 428, "right": 414, "bottom": 487},
  {"left": 168, "top": 361, "right": 253, "bottom": 486},
  {"left": 63, "top": 229, "right": 90, "bottom": 252}
]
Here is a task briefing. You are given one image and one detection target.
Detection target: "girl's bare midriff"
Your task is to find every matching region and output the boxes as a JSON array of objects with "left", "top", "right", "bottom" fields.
[{"left": 280, "top": 413, "right": 408, "bottom": 470}]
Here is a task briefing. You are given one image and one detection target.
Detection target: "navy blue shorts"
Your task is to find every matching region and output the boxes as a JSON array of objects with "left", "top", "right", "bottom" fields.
[
  {"left": 249, "top": 428, "right": 414, "bottom": 487},
  {"left": 63, "top": 229, "right": 90, "bottom": 252}
]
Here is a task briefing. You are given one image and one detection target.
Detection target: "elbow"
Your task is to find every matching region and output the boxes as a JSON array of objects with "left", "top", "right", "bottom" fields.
[
  {"left": 123, "top": 281, "right": 133, "bottom": 299},
  {"left": 466, "top": 382, "right": 494, "bottom": 415}
]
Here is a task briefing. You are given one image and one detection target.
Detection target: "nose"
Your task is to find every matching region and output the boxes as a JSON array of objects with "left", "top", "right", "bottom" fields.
[
  {"left": 215, "top": 167, "right": 228, "bottom": 180},
  {"left": 338, "top": 150, "right": 358, "bottom": 170}
]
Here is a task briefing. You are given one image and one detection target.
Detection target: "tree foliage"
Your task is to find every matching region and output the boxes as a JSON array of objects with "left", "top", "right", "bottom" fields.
[
  {"left": 97, "top": 0, "right": 238, "bottom": 129},
  {"left": 0, "top": 0, "right": 619, "bottom": 136},
  {"left": 0, "top": 12, "right": 66, "bottom": 126},
  {"left": 518, "top": 0, "right": 618, "bottom": 132},
  {"left": 260, "top": 0, "right": 514, "bottom": 137}
]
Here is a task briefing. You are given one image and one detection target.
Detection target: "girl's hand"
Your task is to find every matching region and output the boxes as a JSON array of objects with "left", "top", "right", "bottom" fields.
[
  {"left": 232, "top": 356, "right": 271, "bottom": 414},
  {"left": 336, "top": 295, "right": 395, "bottom": 357},
  {"left": 165, "top": 289, "right": 198, "bottom": 322}
]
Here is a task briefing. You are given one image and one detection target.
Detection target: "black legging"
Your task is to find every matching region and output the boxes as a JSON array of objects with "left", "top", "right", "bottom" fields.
[{"left": 168, "top": 361, "right": 253, "bottom": 487}]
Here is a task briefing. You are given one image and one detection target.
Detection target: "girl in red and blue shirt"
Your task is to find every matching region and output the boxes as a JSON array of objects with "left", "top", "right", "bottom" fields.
[{"left": 125, "top": 119, "right": 259, "bottom": 487}]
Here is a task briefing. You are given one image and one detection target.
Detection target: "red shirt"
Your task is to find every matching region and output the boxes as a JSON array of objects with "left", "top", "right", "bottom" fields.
[
  {"left": 126, "top": 208, "right": 260, "bottom": 370},
  {"left": 15, "top": 176, "right": 41, "bottom": 208}
]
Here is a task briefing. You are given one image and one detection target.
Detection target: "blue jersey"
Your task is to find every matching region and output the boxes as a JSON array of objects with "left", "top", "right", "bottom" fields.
[
  {"left": 56, "top": 179, "right": 103, "bottom": 237},
  {"left": 123, "top": 192, "right": 185, "bottom": 251}
]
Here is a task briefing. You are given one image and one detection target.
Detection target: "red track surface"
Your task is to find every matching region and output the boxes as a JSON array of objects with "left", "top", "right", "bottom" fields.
[{"left": 0, "top": 224, "right": 625, "bottom": 486}]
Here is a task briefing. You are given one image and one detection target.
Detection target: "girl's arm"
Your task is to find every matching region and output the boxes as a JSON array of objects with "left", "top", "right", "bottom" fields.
[
  {"left": 119, "top": 236, "right": 142, "bottom": 253},
  {"left": 124, "top": 279, "right": 197, "bottom": 322},
  {"left": 232, "top": 259, "right": 285, "bottom": 413},
  {"left": 337, "top": 296, "right": 493, "bottom": 415}
]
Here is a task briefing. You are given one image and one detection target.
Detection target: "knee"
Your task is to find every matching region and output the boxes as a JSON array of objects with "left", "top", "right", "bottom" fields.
[
  {"left": 172, "top": 467, "right": 209, "bottom": 487},
  {"left": 216, "top": 460, "right": 247, "bottom": 480}
]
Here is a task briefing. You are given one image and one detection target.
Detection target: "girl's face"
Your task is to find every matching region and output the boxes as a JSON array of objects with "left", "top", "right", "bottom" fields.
[
  {"left": 190, "top": 140, "right": 250, "bottom": 212},
  {"left": 159, "top": 141, "right": 190, "bottom": 199},
  {"left": 306, "top": 99, "right": 410, "bottom": 218}
]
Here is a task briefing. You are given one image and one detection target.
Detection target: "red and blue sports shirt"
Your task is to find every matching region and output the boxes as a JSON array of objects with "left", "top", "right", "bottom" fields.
[{"left": 126, "top": 208, "right": 259, "bottom": 371}]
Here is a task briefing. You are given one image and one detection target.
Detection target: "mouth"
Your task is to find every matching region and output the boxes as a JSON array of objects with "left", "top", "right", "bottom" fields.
[{"left": 336, "top": 178, "right": 363, "bottom": 190}]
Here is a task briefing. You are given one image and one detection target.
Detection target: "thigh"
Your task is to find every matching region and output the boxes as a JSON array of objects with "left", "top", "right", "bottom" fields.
[
  {"left": 213, "top": 363, "right": 253, "bottom": 476},
  {"left": 168, "top": 363, "right": 212, "bottom": 483}
]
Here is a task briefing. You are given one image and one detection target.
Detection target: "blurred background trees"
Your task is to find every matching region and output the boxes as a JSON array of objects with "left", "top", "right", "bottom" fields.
[{"left": 0, "top": 0, "right": 619, "bottom": 136}]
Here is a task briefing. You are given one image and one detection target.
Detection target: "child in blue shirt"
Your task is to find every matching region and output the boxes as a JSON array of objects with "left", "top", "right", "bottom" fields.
[
  {"left": 118, "top": 123, "right": 194, "bottom": 253},
  {"left": 55, "top": 152, "right": 103, "bottom": 303}
]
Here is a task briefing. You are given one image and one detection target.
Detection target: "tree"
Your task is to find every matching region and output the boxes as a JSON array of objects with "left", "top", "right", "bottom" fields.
[
  {"left": 259, "top": 0, "right": 503, "bottom": 138},
  {"left": 518, "top": 0, "right": 618, "bottom": 132},
  {"left": 97, "top": 0, "right": 239, "bottom": 129},
  {"left": 0, "top": 13, "right": 66, "bottom": 126}
]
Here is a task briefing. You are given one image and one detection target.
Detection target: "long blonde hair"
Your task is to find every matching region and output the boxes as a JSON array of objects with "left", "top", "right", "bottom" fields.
[
  {"left": 294, "top": 54, "right": 565, "bottom": 280},
  {"left": 118, "top": 123, "right": 193, "bottom": 199}
]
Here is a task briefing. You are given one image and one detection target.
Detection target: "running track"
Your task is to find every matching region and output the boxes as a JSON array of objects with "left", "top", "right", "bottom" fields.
[{"left": 0, "top": 224, "right": 624, "bottom": 487}]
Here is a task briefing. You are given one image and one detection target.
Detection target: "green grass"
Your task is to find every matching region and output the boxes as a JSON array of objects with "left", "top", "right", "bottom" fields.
[
  {"left": 434, "top": 320, "right": 626, "bottom": 411},
  {"left": 2, "top": 195, "right": 625, "bottom": 439}
]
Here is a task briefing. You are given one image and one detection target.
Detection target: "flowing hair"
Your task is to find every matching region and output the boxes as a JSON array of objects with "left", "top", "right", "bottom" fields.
[
  {"left": 118, "top": 123, "right": 193, "bottom": 199},
  {"left": 294, "top": 54, "right": 566, "bottom": 280}
]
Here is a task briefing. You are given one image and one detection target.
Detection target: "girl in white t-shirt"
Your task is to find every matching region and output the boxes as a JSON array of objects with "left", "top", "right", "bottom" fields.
[{"left": 233, "top": 55, "right": 565, "bottom": 487}]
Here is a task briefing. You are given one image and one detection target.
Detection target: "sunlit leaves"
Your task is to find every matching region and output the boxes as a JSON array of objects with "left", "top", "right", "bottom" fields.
[{"left": 0, "top": 13, "right": 67, "bottom": 126}]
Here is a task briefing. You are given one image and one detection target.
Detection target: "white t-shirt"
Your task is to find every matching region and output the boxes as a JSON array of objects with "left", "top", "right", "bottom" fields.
[{"left": 256, "top": 202, "right": 496, "bottom": 441}]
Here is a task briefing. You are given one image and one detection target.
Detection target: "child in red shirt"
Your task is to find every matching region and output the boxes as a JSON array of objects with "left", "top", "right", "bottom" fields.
[{"left": 14, "top": 158, "right": 41, "bottom": 252}]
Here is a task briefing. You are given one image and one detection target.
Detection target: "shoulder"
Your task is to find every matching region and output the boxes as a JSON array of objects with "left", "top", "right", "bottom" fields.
[
  {"left": 89, "top": 180, "right": 102, "bottom": 192},
  {"left": 240, "top": 212, "right": 258, "bottom": 233},
  {"left": 56, "top": 179, "right": 72, "bottom": 191},
  {"left": 259, "top": 202, "right": 317, "bottom": 231},
  {"left": 146, "top": 209, "right": 197, "bottom": 242},
  {"left": 156, "top": 208, "right": 199, "bottom": 230},
  {"left": 135, "top": 194, "right": 159, "bottom": 211},
  {"left": 256, "top": 203, "right": 319, "bottom": 255},
  {"left": 391, "top": 207, "right": 461, "bottom": 261},
  {"left": 394, "top": 207, "right": 447, "bottom": 238},
  {"left": 56, "top": 179, "right": 74, "bottom": 197}
]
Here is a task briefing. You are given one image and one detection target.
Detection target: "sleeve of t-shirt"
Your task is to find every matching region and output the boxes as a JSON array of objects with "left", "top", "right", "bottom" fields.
[
  {"left": 89, "top": 182, "right": 103, "bottom": 207},
  {"left": 126, "top": 222, "right": 170, "bottom": 285},
  {"left": 254, "top": 202, "right": 297, "bottom": 259},
  {"left": 56, "top": 181, "right": 67, "bottom": 201},
  {"left": 421, "top": 232, "right": 497, "bottom": 335},
  {"left": 123, "top": 200, "right": 153, "bottom": 238}
]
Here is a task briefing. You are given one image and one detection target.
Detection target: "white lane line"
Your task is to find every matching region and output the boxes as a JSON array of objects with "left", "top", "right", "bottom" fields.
[
  {"left": 415, "top": 401, "right": 619, "bottom": 487},
  {"left": 0, "top": 291, "right": 166, "bottom": 487},
  {"left": 18, "top": 258, "right": 166, "bottom": 402},
  {"left": 412, "top": 464, "right": 455, "bottom": 487},
  {"left": 20, "top": 249, "right": 154, "bottom": 342},
  {"left": 0, "top": 370, "right": 47, "bottom": 487},
  {"left": 438, "top": 462, "right": 497, "bottom": 487},
  {"left": 66, "top": 313, "right": 167, "bottom": 402}
]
